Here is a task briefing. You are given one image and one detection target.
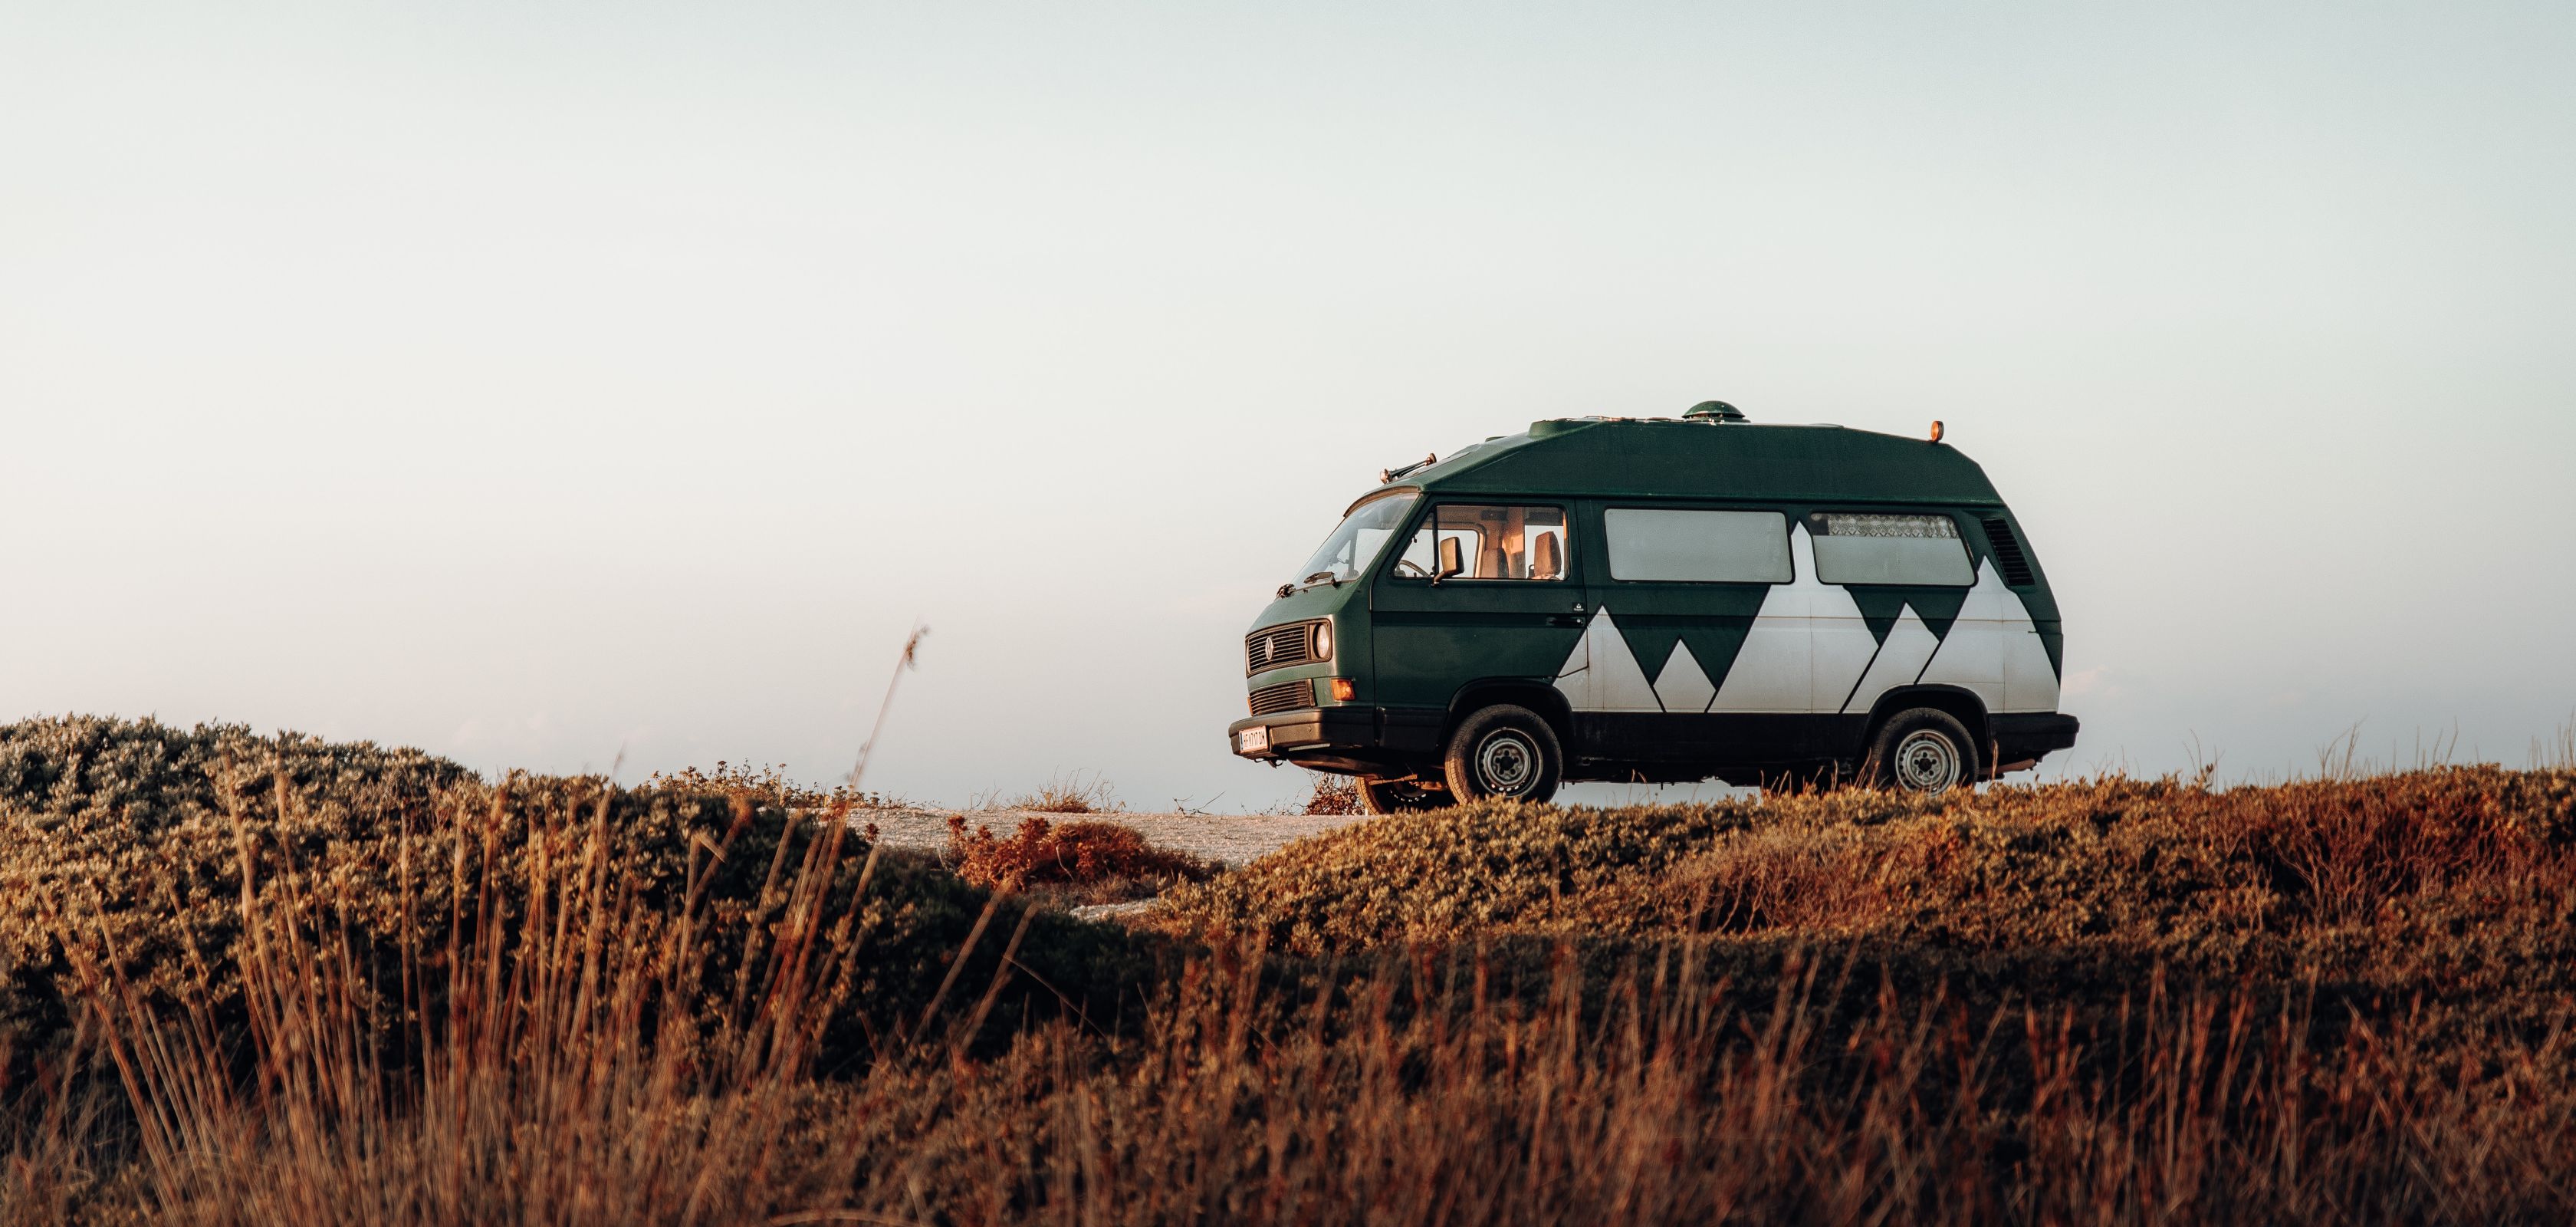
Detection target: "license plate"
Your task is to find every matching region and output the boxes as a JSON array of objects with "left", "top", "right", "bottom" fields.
[{"left": 1240, "top": 726, "right": 1270, "bottom": 753}]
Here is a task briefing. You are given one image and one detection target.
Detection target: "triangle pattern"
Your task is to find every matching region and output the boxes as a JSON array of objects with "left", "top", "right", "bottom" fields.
[
  {"left": 1554, "top": 606, "right": 1663, "bottom": 712},
  {"left": 1808, "top": 535, "right": 1878, "bottom": 712},
  {"left": 1549, "top": 531, "right": 2063, "bottom": 716},
  {"left": 1841, "top": 604, "right": 1940, "bottom": 714},
  {"left": 1712, "top": 525, "right": 1842, "bottom": 712},
  {"left": 1917, "top": 559, "right": 2060, "bottom": 712},
  {"left": 1652, "top": 640, "right": 1717, "bottom": 713}
]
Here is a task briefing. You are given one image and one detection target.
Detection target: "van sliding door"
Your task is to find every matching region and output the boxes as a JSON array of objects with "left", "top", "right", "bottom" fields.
[{"left": 1570, "top": 503, "right": 1806, "bottom": 768}]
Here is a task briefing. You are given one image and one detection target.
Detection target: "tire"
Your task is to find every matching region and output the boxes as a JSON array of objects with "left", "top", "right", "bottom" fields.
[
  {"left": 1358, "top": 777, "right": 1444, "bottom": 815},
  {"left": 1442, "top": 705, "right": 1563, "bottom": 804},
  {"left": 1862, "top": 708, "right": 1979, "bottom": 795}
]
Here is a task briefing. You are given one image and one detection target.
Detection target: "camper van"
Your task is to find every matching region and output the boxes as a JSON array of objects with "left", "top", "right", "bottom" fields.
[{"left": 1227, "top": 403, "right": 2078, "bottom": 814}]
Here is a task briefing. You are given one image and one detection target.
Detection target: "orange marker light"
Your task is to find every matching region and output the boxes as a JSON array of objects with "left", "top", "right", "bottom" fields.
[
  {"left": 1929, "top": 420, "right": 1945, "bottom": 443},
  {"left": 1329, "top": 678, "right": 1356, "bottom": 702}
]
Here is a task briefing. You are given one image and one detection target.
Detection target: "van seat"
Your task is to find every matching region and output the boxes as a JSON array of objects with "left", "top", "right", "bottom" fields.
[{"left": 1531, "top": 532, "right": 1563, "bottom": 580}]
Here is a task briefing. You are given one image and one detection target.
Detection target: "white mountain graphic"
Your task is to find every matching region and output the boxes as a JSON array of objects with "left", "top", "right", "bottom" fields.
[
  {"left": 1710, "top": 525, "right": 1876, "bottom": 712},
  {"left": 1842, "top": 604, "right": 1940, "bottom": 715},
  {"left": 1552, "top": 605, "right": 1662, "bottom": 711},
  {"left": 1651, "top": 639, "right": 1716, "bottom": 712},
  {"left": 1551, "top": 524, "right": 2061, "bottom": 716},
  {"left": 1917, "top": 558, "right": 2062, "bottom": 714}
]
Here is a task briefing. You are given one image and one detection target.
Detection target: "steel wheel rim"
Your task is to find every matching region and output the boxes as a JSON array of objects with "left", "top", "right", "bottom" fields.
[
  {"left": 1475, "top": 732, "right": 1537, "bottom": 794},
  {"left": 1893, "top": 730, "right": 1961, "bottom": 793}
]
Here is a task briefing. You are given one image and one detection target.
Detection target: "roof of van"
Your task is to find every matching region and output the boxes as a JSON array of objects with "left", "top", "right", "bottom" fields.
[{"left": 1369, "top": 417, "right": 2007, "bottom": 508}]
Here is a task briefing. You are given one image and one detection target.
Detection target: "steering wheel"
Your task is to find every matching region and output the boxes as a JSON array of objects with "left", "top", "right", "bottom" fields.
[{"left": 1394, "top": 558, "right": 1431, "bottom": 578}]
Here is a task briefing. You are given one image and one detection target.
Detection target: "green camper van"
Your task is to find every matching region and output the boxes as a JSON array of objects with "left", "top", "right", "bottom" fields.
[{"left": 1227, "top": 403, "right": 2079, "bottom": 814}]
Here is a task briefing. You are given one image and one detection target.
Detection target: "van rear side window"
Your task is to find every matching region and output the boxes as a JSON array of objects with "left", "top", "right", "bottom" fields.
[
  {"left": 1807, "top": 513, "right": 1973, "bottom": 586},
  {"left": 1603, "top": 508, "right": 1792, "bottom": 582}
]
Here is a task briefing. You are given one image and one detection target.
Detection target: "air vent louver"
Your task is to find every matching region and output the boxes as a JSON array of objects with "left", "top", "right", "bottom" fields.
[
  {"left": 1247, "top": 679, "right": 1315, "bottom": 716},
  {"left": 1982, "top": 517, "right": 2036, "bottom": 587}
]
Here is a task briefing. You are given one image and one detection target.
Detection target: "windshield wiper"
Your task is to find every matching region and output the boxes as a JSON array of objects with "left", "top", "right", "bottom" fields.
[
  {"left": 1276, "top": 570, "right": 1349, "bottom": 599},
  {"left": 1276, "top": 571, "right": 1342, "bottom": 599}
]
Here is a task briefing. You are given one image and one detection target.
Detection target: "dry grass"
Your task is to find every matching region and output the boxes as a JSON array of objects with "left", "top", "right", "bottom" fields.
[
  {"left": 7, "top": 716, "right": 2576, "bottom": 1224},
  {"left": 991, "top": 769, "right": 1125, "bottom": 815}
]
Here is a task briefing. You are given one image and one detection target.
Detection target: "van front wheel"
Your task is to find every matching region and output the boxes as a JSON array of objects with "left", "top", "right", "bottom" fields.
[
  {"left": 1443, "top": 706, "right": 1563, "bottom": 805},
  {"left": 1357, "top": 777, "right": 1442, "bottom": 814},
  {"left": 1863, "top": 709, "right": 1978, "bottom": 795}
]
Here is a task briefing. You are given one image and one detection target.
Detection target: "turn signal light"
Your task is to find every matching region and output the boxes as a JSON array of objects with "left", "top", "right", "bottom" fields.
[{"left": 1329, "top": 678, "right": 1356, "bottom": 702}]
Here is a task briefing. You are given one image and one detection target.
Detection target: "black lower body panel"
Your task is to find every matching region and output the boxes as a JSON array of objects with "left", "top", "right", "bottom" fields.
[
  {"left": 1572, "top": 712, "right": 1868, "bottom": 763},
  {"left": 1228, "top": 706, "right": 2083, "bottom": 783},
  {"left": 1572, "top": 710, "right": 2082, "bottom": 785},
  {"left": 1567, "top": 712, "right": 1868, "bottom": 784},
  {"left": 1989, "top": 712, "right": 2081, "bottom": 768}
]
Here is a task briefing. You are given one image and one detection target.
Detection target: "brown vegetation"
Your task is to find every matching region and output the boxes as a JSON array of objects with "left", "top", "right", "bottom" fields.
[
  {"left": 945, "top": 813, "right": 1219, "bottom": 903},
  {"left": 5, "top": 715, "right": 2575, "bottom": 1224},
  {"left": 1301, "top": 771, "right": 1364, "bottom": 815},
  {"left": 642, "top": 759, "right": 909, "bottom": 811}
]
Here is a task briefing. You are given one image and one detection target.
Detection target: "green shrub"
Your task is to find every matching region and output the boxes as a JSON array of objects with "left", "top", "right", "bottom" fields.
[
  {"left": 0, "top": 716, "right": 1164, "bottom": 1081},
  {"left": 8, "top": 718, "right": 2576, "bottom": 1223},
  {"left": 1158, "top": 768, "right": 2576, "bottom": 1048}
]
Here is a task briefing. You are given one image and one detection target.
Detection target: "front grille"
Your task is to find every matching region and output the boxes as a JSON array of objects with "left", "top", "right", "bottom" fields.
[
  {"left": 1981, "top": 517, "right": 2036, "bottom": 587},
  {"left": 1247, "top": 679, "right": 1314, "bottom": 716},
  {"left": 1245, "top": 622, "right": 1319, "bottom": 675}
]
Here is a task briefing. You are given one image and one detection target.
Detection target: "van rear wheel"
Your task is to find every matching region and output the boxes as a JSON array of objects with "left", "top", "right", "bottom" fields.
[
  {"left": 1442, "top": 705, "right": 1563, "bottom": 805},
  {"left": 1864, "top": 708, "right": 1977, "bottom": 795},
  {"left": 1357, "top": 777, "right": 1442, "bottom": 815}
]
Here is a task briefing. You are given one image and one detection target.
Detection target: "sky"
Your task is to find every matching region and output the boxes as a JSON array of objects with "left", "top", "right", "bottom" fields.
[{"left": 5, "top": 1, "right": 2572, "bottom": 810}]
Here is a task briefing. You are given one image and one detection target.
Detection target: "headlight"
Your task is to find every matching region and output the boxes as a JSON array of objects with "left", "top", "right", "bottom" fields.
[{"left": 1313, "top": 620, "right": 1332, "bottom": 661}]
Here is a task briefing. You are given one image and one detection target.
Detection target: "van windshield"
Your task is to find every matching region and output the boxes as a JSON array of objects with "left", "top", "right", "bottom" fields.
[{"left": 1292, "top": 492, "right": 1420, "bottom": 587}]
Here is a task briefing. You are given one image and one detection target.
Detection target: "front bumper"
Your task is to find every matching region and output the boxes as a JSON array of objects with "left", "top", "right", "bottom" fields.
[
  {"left": 1229, "top": 706, "right": 1378, "bottom": 757},
  {"left": 1228, "top": 705, "right": 1442, "bottom": 773}
]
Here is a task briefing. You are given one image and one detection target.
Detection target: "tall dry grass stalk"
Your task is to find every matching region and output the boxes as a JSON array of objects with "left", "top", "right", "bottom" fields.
[
  {"left": 757, "top": 937, "right": 2576, "bottom": 1225},
  {"left": 9, "top": 743, "right": 2576, "bottom": 1223},
  {"left": 32, "top": 852, "right": 2576, "bottom": 1225},
  {"left": 38, "top": 775, "right": 901, "bottom": 1226}
]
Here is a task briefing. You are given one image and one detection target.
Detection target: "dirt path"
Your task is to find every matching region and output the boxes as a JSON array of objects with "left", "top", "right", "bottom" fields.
[{"left": 855, "top": 807, "right": 1367, "bottom": 867}]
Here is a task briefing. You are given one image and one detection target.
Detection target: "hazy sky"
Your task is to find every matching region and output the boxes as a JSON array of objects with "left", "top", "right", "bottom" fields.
[{"left": 6, "top": 2, "right": 2572, "bottom": 809}]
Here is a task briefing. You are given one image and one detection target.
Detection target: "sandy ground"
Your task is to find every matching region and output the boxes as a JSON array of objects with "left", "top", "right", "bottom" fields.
[{"left": 852, "top": 806, "right": 1368, "bottom": 867}]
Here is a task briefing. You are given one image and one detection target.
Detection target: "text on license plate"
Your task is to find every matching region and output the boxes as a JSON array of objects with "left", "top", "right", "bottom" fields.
[{"left": 1240, "top": 726, "right": 1270, "bottom": 753}]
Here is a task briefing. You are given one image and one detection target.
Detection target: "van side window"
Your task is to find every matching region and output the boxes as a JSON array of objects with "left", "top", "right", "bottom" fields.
[
  {"left": 1395, "top": 505, "right": 1569, "bottom": 581},
  {"left": 1603, "top": 508, "right": 1792, "bottom": 582},
  {"left": 1806, "top": 513, "right": 1973, "bottom": 586}
]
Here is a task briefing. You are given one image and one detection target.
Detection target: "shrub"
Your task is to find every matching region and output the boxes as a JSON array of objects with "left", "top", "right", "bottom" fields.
[
  {"left": 642, "top": 760, "right": 909, "bottom": 811},
  {"left": 0, "top": 716, "right": 1164, "bottom": 1083},
  {"left": 1162, "top": 769, "right": 2576, "bottom": 949},
  {"left": 945, "top": 814, "right": 1217, "bottom": 903},
  {"left": 1302, "top": 772, "right": 1363, "bottom": 815},
  {"left": 1157, "top": 768, "right": 2576, "bottom": 1053}
]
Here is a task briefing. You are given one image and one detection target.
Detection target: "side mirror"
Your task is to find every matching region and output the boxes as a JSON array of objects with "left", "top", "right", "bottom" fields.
[{"left": 1434, "top": 537, "right": 1466, "bottom": 581}]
